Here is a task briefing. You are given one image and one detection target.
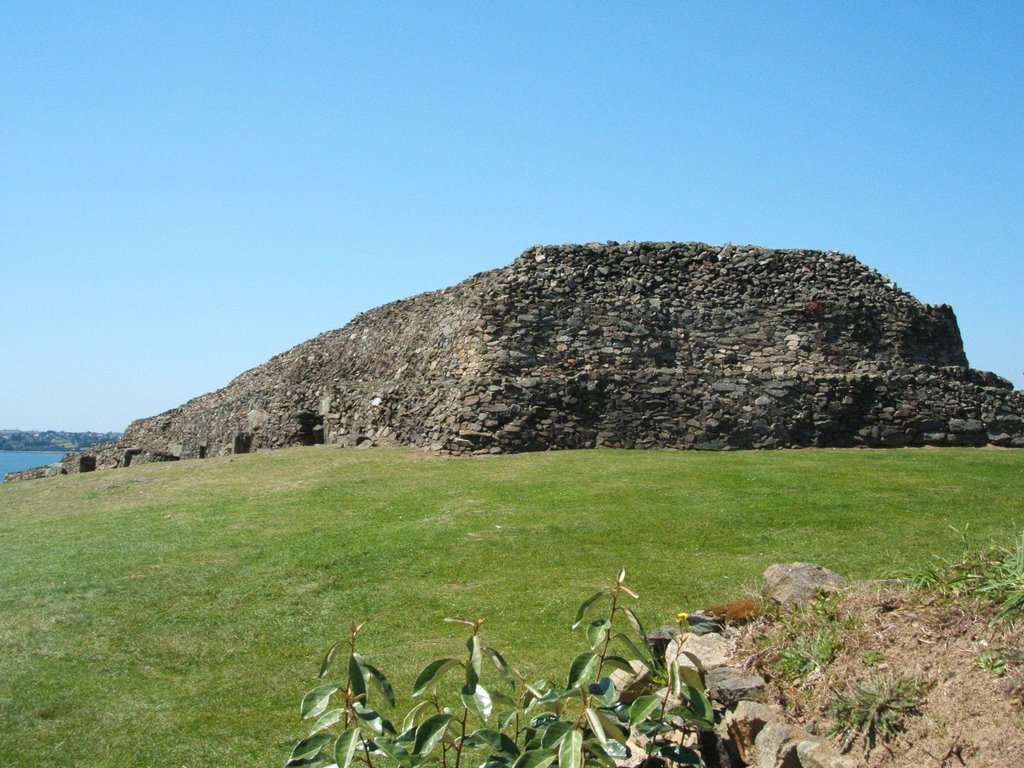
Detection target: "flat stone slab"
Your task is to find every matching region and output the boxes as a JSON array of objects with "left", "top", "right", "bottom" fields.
[{"left": 666, "top": 631, "right": 733, "bottom": 671}]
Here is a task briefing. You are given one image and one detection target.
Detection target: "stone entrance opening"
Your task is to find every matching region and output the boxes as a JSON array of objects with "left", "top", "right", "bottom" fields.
[
  {"left": 233, "top": 433, "right": 252, "bottom": 454},
  {"left": 297, "top": 412, "right": 325, "bottom": 446},
  {"left": 79, "top": 455, "right": 96, "bottom": 473}
]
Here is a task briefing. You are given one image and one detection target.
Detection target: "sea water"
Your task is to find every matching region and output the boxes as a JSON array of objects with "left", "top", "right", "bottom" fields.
[{"left": 0, "top": 451, "right": 65, "bottom": 479}]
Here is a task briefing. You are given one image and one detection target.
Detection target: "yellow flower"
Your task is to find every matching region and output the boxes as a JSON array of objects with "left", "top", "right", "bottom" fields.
[{"left": 676, "top": 611, "right": 689, "bottom": 625}]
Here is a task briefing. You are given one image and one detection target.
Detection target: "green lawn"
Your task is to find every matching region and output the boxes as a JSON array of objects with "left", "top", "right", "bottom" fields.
[{"left": 1, "top": 447, "right": 1021, "bottom": 766}]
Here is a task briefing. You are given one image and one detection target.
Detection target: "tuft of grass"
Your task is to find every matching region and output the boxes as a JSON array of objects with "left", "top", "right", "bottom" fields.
[
  {"left": 827, "top": 675, "right": 930, "bottom": 755},
  {"left": 904, "top": 528, "right": 1024, "bottom": 623},
  {"left": 768, "top": 593, "right": 852, "bottom": 682},
  {"left": 775, "top": 624, "right": 844, "bottom": 680}
]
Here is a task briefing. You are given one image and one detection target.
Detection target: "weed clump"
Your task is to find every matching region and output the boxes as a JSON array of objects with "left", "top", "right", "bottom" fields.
[
  {"left": 907, "top": 529, "right": 1024, "bottom": 624},
  {"left": 826, "top": 675, "right": 929, "bottom": 755}
]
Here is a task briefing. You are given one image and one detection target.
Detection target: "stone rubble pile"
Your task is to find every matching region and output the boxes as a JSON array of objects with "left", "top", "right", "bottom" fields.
[
  {"left": 610, "top": 563, "right": 855, "bottom": 768},
  {"left": 35, "top": 240, "right": 1023, "bottom": 477}
]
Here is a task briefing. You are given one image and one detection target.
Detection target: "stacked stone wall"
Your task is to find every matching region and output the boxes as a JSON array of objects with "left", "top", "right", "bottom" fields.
[{"left": 46, "top": 241, "right": 1022, "bottom": 478}]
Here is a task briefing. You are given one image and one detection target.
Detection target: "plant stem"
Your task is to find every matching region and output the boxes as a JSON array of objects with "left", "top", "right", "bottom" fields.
[{"left": 453, "top": 707, "right": 469, "bottom": 768}]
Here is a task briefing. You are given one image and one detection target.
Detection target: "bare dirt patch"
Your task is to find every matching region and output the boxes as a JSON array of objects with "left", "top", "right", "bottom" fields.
[{"left": 732, "top": 582, "right": 1024, "bottom": 766}]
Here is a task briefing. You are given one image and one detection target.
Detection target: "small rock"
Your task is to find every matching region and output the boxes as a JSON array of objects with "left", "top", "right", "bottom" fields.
[
  {"left": 796, "top": 738, "right": 855, "bottom": 768},
  {"left": 666, "top": 632, "right": 732, "bottom": 672},
  {"left": 763, "top": 563, "right": 845, "bottom": 608},
  {"left": 751, "top": 721, "right": 807, "bottom": 768},
  {"left": 724, "top": 701, "right": 784, "bottom": 765},
  {"left": 706, "top": 667, "right": 766, "bottom": 707}
]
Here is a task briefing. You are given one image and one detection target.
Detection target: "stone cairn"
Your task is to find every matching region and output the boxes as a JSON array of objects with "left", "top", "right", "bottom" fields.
[{"left": 33, "top": 241, "right": 1024, "bottom": 478}]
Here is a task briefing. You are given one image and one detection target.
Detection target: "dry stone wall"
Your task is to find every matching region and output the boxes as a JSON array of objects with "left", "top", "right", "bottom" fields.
[{"left": 59, "top": 241, "right": 1024, "bottom": 475}]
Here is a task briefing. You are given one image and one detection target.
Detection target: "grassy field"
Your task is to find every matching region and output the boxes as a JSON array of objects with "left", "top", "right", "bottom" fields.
[{"left": 1, "top": 446, "right": 1022, "bottom": 766}]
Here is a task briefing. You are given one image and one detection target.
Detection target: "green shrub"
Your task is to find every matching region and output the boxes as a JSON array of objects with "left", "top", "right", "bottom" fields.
[{"left": 286, "top": 570, "right": 714, "bottom": 768}]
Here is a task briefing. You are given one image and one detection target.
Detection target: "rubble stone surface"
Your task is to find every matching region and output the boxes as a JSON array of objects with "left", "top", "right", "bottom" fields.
[{"left": 40, "top": 241, "right": 1023, "bottom": 477}]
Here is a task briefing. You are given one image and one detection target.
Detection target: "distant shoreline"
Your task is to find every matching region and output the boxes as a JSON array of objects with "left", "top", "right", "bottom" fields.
[{"left": 0, "top": 449, "right": 69, "bottom": 455}]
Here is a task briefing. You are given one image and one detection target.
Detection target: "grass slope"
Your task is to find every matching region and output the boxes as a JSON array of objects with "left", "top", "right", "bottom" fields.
[{"left": 1, "top": 447, "right": 1021, "bottom": 766}]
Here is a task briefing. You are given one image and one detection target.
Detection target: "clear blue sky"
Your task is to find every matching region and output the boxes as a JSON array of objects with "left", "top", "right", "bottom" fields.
[{"left": 2, "top": 2, "right": 1021, "bottom": 432}]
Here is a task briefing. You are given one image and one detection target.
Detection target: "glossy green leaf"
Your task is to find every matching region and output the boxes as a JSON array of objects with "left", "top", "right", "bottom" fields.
[
  {"left": 628, "top": 695, "right": 661, "bottom": 725},
  {"left": 601, "top": 654, "right": 635, "bottom": 675},
  {"left": 598, "top": 740, "right": 629, "bottom": 759},
  {"left": 352, "top": 701, "right": 395, "bottom": 735},
  {"left": 538, "top": 720, "right": 572, "bottom": 748},
  {"left": 529, "top": 713, "right": 560, "bottom": 730},
  {"left": 491, "top": 690, "right": 517, "bottom": 709},
  {"left": 584, "top": 708, "right": 606, "bottom": 744},
  {"left": 581, "top": 739, "right": 616, "bottom": 768},
  {"left": 618, "top": 606, "right": 646, "bottom": 639},
  {"left": 558, "top": 729, "right": 582, "bottom": 768},
  {"left": 310, "top": 707, "right": 344, "bottom": 734},
  {"left": 401, "top": 701, "right": 431, "bottom": 733},
  {"left": 586, "top": 619, "right": 611, "bottom": 651},
  {"left": 468, "top": 635, "right": 483, "bottom": 677},
  {"left": 484, "top": 647, "right": 514, "bottom": 686},
  {"left": 320, "top": 640, "right": 345, "bottom": 679},
  {"left": 373, "top": 736, "right": 413, "bottom": 768},
  {"left": 349, "top": 654, "right": 367, "bottom": 702},
  {"left": 301, "top": 683, "right": 340, "bottom": 721},
  {"left": 591, "top": 709, "right": 627, "bottom": 745},
  {"left": 680, "top": 651, "right": 704, "bottom": 674},
  {"left": 353, "top": 654, "right": 396, "bottom": 707},
  {"left": 566, "top": 652, "right": 599, "bottom": 689},
  {"left": 511, "top": 747, "right": 558, "bottom": 768},
  {"left": 464, "top": 728, "right": 520, "bottom": 757},
  {"left": 587, "top": 677, "right": 614, "bottom": 706},
  {"left": 461, "top": 683, "right": 493, "bottom": 722},
  {"left": 657, "top": 744, "right": 702, "bottom": 765},
  {"left": 412, "top": 713, "right": 452, "bottom": 755},
  {"left": 334, "top": 727, "right": 361, "bottom": 768},
  {"left": 682, "top": 685, "right": 714, "bottom": 729},
  {"left": 412, "top": 657, "right": 463, "bottom": 697},
  {"left": 611, "top": 632, "right": 649, "bottom": 661},
  {"left": 573, "top": 590, "right": 610, "bottom": 629},
  {"left": 667, "top": 660, "right": 682, "bottom": 698},
  {"left": 676, "top": 663, "right": 703, "bottom": 692},
  {"left": 497, "top": 709, "right": 517, "bottom": 730},
  {"left": 287, "top": 732, "right": 335, "bottom": 765}
]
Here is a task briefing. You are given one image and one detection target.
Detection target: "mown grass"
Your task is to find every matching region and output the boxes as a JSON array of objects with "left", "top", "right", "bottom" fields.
[{"left": 0, "top": 446, "right": 1021, "bottom": 766}]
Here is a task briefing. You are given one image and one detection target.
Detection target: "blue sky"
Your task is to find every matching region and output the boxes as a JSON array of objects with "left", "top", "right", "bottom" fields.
[{"left": 2, "top": 2, "right": 1021, "bottom": 432}]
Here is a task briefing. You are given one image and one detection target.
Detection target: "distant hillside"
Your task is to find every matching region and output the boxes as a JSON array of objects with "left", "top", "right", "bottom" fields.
[{"left": 0, "top": 429, "right": 121, "bottom": 453}]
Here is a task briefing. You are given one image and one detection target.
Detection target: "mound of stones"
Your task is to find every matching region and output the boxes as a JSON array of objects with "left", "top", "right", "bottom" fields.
[{"left": 50, "top": 241, "right": 1024, "bottom": 475}]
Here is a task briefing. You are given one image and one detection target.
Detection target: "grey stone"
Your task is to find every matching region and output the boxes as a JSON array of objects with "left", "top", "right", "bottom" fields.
[
  {"left": 751, "top": 721, "right": 807, "bottom": 768},
  {"left": 763, "top": 563, "right": 845, "bottom": 608},
  {"left": 796, "top": 738, "right": 855, "bottom": 768},
  {"left": 949, "top": 418, "right": 984, "bottom": 433},
  {"left": 609, "top": 660, "right": 652, "bottom": 704},
  {"left": 706, "top": 666, "right": 766, "bottom": 707},
  {"left": 667, "top": 632, "right": 732, "bottom": 671},
  {"left": 724, "top": 701, "right": 784, "bottom": 765}
]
